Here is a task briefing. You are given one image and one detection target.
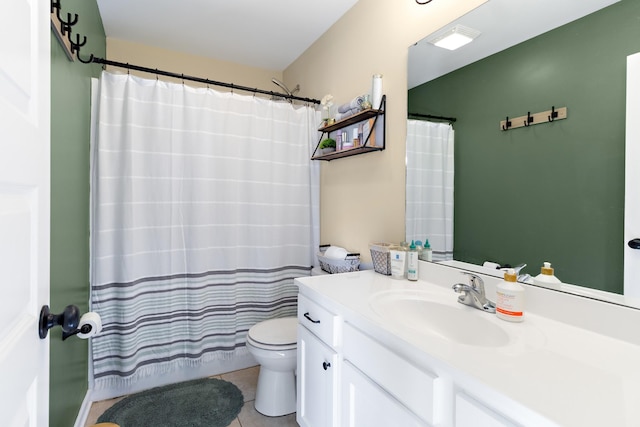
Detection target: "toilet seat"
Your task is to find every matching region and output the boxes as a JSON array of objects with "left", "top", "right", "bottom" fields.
[{"left": 247, "top": 317, "right": 297, "bottom": 350}]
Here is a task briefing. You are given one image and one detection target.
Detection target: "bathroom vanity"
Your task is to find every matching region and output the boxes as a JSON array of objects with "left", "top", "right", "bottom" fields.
[{"left": 295, "top": 262, "right": 640, "bottom": 427}]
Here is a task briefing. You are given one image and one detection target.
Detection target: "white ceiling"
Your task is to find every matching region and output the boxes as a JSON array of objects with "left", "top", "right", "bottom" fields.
[
  {"left": 96, "top": 0, "right": 359, "bottom": 72},
  {"left": 408, "top": 0, "right": 620, "bottom": 89}
]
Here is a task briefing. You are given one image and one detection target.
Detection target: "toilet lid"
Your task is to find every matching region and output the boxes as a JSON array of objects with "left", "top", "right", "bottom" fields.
[{"left": 248, "top": 317, "right": 297, "bottom": 347}]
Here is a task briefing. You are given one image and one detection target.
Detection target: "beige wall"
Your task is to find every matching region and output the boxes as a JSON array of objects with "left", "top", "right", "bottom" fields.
[
  {"left": 285, "top": 0, "right": 486, "bottom": 261},
  {"left": 107, "top": 38, "right": 283, "bottom": 92}
]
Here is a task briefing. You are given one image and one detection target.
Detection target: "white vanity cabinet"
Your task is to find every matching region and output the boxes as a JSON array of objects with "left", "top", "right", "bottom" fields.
[
  {"left": 296, "top": 268, "right": 640, "bottom": 427},
  {"left": 296, "top": 278, "right": 547, "bottom": 427},
  {"left": 296, "top": 295, "right": 340, "bottom": 427}
]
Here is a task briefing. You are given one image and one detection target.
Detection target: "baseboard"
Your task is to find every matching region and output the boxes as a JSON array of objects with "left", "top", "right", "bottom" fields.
[
  {"left": 73, "top": 390, "right": 93, "bottom": 427},
  {"left": 89, "top": 353, "right": 257, "bottom": 402}
]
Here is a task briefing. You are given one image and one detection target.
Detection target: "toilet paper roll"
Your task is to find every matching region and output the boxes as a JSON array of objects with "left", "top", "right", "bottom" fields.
[{"left": 77, "top": 312, "right": 102, "bottom": 339}]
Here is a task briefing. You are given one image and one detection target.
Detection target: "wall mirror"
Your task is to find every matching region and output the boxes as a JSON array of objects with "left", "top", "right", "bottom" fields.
[{"left": 407, "top": 0, "right": 640, "bottom": 308}]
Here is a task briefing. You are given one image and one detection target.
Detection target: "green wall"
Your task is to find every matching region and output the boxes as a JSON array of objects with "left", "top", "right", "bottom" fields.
[
  {"left": 50, "top": 1, "right": 105, "bottom": 425},
  {"left": 408, "top": 0, "right": 640, "bottom": 293}
]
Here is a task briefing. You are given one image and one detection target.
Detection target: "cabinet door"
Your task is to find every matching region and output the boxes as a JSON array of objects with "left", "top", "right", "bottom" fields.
[
  {"left": 455, "top": 393, "right": 518, "bottom": 427},
  {"left": 341, "top": 362, "right": 431, "bottom": 427},
  {"left": 297, "top": 325, "right": 339, "bottom": 427}
]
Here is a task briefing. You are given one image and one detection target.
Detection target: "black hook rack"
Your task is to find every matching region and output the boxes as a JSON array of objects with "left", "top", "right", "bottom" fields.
[{"left": 500, "top": 106, "right": 567, "bottom": 131}]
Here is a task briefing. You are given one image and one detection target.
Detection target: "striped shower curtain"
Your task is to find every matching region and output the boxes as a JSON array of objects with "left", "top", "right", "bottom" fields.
[
  {"left": 90, "top": 71, "right": 320, "bottom": 392},
  {"left": 406, "top": 120, "right": 454, "bottom": 261}
]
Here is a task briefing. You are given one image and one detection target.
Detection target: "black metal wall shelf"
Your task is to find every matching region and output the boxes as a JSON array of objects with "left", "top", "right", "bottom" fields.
[{"left": 312, "top": 95, "right": 386, "bottom": 161}]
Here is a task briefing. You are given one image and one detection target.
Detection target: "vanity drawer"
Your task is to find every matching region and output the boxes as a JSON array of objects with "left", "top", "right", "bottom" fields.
[
  {"left": 454, "top": 392, "right": 517, "bottom": 427},
  {"left": 298, "top": 294, "right": 340, "bottom": 347},
  {"left": 343, "top": 322, "right": 439, "bottom": 425}
]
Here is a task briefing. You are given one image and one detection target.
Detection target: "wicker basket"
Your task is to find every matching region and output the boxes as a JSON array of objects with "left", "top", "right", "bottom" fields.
[
  {"left": 369, "top": 242, "right": 392, "bottom": 275},
  {"left": 317, "top": 245, "right": 360, "bottom": 274}
]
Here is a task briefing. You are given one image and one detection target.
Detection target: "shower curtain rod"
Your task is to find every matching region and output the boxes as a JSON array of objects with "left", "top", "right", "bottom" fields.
[
  {"left": 408, "top": 112, "right": 457, "bottom": 123},
  {"left": 88, "top": 56, "right": 321, "bottom": 105}
]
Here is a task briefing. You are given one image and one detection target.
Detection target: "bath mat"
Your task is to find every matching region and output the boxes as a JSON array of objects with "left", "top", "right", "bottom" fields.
[{"left": 97, "top": 378, "right": 244, "bottom": 427}]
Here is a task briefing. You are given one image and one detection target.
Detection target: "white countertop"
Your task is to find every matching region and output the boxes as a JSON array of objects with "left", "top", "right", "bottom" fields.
[{"left": 295, "top": 266, "right": 640, "bottom": 427}]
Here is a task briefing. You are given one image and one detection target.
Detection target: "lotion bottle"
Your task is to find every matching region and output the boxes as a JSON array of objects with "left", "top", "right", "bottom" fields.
[
  {"left": 421, "top": 239, "right": 432, "bottom": 262},
  {"left": 407, "top": 240, "right": 419, "bottom": 281},
  {"left": 495, "top": 268, "right": 525, "bottom": 322}
]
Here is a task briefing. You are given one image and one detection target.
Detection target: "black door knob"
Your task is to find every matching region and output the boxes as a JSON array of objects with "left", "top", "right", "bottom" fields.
[
  {"left": 629, "top": 239, "right": 640, "bottom": 250},
  {"left": 38, "top": 304, "right": 80, "bottom": 339}
]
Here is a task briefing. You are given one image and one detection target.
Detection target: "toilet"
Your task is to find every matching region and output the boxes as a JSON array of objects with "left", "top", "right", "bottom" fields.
[{"left": 246, "top": 316, "right": 298, "bottom": 416}]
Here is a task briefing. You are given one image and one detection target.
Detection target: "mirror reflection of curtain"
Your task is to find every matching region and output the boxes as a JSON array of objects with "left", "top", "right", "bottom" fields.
[{"left": 406, "top": 120, "right": 454, "bottom": 261}]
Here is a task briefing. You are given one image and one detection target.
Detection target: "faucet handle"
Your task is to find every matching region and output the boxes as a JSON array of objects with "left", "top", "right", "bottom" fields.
[{"left": 460, "top": 271, "right": 484, "bottom": 291}]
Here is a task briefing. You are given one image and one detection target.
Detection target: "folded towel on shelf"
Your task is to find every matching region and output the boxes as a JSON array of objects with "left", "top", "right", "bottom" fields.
[
  {"left": 335, "top": 108, "right": 360, "bottom": 121},
  {"left": 337, "top": 95, "right": 365, "bottom": 113}
]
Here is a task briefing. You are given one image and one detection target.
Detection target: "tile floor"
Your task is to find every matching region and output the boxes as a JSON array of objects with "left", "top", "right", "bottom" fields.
[{"left": 84, "top": 366, "right": 300, "bottom": 427}]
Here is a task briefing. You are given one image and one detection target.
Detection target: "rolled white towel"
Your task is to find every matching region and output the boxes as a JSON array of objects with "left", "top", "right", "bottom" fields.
[
  {"left": 335, "top": 108, "right": 359, "bottom": 121},
  {"left": 337, "top": 96, "right": 365, "bottom": 113},
  {"left": 324, "top": 246, "right": 349, "bottom": 259}
]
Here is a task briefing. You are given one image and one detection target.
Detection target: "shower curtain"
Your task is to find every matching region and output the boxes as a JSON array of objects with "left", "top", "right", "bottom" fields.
[
  {"left": 90, "top": 71, "right": 320, "bottom": 392},
  {"left": 406, "top": 120, "right": 454, "bottom": 261}
]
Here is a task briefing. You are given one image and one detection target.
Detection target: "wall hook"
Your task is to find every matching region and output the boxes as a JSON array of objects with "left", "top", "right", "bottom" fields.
[
  {"left": 524, "top": 111, "right": 533, "bottom": 127},
  {"left": 57, "top": 10, "right": 78, "bottom": 36},
  {"left": 502, "top": 116, "right": 512, "bottom": 131},
  {"left": 51, "top": 0, "right": 61, "bottom": 14},
  {"left": 77, "top": 51, "right": 95, "bottom": 64},
  {"left": 548, "top": 106, "right": 558, "bottom": 122},
  {"left": 69, "top": 33, "right": 87, "bottom": 54}
]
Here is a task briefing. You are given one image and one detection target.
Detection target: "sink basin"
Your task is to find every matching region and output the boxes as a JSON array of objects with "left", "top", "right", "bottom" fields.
[{"left": 369, "top": 290, "right": 510, "bottom": 347}]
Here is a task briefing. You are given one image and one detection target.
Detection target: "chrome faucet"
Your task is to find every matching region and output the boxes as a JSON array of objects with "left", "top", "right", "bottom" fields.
[{"left": 452, "top": 272, "right": 496, "bottom": 313}]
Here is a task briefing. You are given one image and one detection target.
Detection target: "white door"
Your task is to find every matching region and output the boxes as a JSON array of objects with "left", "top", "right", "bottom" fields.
[
  {"left": 625, "top": 53, "right": 640, "bottom": 297},
  {"left": 0, "top": 0, "right": 51, "bottom": 425}
]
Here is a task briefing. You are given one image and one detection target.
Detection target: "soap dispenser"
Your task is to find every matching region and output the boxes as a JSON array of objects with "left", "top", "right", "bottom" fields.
[
  {"left": 496, "top": 268, "right": 525, "bottom": 322},
  {"left": 533, "top": 262, "right": 562, "bottom": 287}
]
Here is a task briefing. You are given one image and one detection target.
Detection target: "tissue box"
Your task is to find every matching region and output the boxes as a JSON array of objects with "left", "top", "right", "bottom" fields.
[
  {"left": 317, "top": 245, "right": 360, "bottom": 274},
  {"left": 369, "top": 242, "right": 392, "bottom": 275}
]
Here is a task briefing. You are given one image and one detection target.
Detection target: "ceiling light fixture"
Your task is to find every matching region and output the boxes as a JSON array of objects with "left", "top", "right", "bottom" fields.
[
  {"left": 426, "top": 24, "right": 481, "bottom": 50},
  {"left": 416, "top": 0, "right": 433, "bottom": 4}
]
